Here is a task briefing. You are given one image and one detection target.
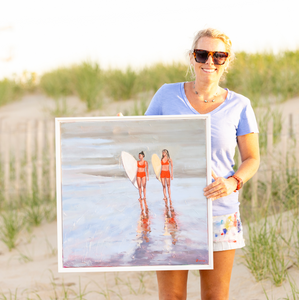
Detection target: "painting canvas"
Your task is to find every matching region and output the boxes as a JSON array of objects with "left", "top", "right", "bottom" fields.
[{"left": 56, "top": 115, "right": 213, "bottom": 272}]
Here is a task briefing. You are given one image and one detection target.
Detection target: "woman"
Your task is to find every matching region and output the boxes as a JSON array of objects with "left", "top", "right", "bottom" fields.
[
  {"left": 160, "top": 149, "right": 173, "bottom": 207},
  {"left": 136, "top": 151, "right": 149, "bottom": 215},
  {"left": 145, "top": 28, "right": 260, "bottom": 300}
]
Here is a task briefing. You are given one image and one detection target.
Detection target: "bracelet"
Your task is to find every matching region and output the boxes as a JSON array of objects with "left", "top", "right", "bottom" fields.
[{"left": 227, "top": 175, "right": 243, "bottom": 191}]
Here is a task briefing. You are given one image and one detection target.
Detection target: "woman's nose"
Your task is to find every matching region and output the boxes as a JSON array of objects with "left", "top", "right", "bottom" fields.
[{"left": 206, "top": 54, "right": 214, "bottom": 64}]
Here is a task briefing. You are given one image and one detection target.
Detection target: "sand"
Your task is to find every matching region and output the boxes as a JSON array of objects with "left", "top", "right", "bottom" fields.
[
  {"left": 1, "top": 94, "right": 299, "bottom": 299},
  {"left": 1, "top": 217, "right": 299, "bottom": 299}
]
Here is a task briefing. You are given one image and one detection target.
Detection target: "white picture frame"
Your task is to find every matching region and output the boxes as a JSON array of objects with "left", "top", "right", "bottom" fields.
[{"left": 56, "top": 115, "right": 213, "bottom": 273}]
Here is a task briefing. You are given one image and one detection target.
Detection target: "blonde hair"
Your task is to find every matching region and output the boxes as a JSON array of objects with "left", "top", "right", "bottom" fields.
[
  {"left": 161, "top": 149, "right": 170, "bottom": 160},
  {"left": 188, "top": 28, "right": 235, "bottom": 78}
]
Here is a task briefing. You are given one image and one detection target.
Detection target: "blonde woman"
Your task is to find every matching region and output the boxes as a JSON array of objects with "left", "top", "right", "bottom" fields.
[
  {"left": 145, "top": 28, "right": 260, "bottom": 300},
  {"left": 160, "top": 149, "right": 173, "bottom": 207}
]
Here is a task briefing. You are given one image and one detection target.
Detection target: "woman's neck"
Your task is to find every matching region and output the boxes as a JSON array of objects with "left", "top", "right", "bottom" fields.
[{"left": 193, "top": 80, "right": 219, "bottom": 99}]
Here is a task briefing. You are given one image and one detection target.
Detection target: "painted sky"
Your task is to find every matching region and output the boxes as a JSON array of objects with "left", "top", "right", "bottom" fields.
[
  {"left": 0, "top": 0, "right": 299, "bottom": 79},
  {"left": 60, "top": 117, "right": 207, "bottom": 178}
]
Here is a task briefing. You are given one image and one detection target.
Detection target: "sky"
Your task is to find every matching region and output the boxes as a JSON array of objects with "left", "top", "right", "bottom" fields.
[{"left": 0, "top": 0, "right": 299, "bottom": 79}]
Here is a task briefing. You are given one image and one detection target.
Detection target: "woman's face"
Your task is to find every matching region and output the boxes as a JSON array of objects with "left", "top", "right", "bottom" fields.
[
  {"left": 162, "top": 151, "right": 166, "bottom": 157},
  {"left": 139, "top": 154, "right": 143, "bottom": 160},
  {"left": 191, "top": 37, "right": 228, "bottom": 84}
]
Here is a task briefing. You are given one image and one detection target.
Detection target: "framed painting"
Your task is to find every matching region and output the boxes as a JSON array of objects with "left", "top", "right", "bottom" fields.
[{"left": 55, "top": 115, "right": 213, "bottom": 272}]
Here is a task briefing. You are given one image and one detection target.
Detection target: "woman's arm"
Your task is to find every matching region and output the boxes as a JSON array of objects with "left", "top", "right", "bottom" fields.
[
  {"left": 204, "top": 133, "right": 260, "bottom": 200},
  {"left": 170, "top": 159, "right": 173, "bottom": 180},
  {"left": 146, "top": 161, "right": 149, "bottom": 181}
]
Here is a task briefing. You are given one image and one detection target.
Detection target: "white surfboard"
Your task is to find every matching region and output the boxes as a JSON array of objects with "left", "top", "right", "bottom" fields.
[
  {"left": 151, "top": 153, "right": 161, "bottom": 182},
  {"left": 121, "top": 151, "right": 138, "bottom": 189}
]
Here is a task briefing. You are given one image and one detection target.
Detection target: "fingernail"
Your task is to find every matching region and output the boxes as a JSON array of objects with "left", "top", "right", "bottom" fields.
[{"left": 203, "top": 188, "right": 206, "bottom": 191}]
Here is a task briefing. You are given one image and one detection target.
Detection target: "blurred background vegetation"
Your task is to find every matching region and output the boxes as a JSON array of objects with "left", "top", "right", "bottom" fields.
[{"left": 1, "top": 50, "right": 299, "bottom": 110}]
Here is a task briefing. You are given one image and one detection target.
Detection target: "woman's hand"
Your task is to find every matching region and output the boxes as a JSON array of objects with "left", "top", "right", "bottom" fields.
[{"left": 203, "top": 177, "right": 238, "bottom": 201}]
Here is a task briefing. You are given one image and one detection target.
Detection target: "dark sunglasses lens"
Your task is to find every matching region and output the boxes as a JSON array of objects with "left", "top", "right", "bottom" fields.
[
  {"left": 213, "top": 52, "right": 228, "bottom": 65},
  {"left": 195, "top": 51, "right": 208, "bottom": 63}
]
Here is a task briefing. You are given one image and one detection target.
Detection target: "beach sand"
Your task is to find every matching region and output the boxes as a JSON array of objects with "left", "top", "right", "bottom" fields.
[{"left": 1, "top": 218, "right": 299, "bottom": 299}]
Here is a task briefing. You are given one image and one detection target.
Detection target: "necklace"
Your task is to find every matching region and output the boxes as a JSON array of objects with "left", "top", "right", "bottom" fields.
[{"left": 193, "top": 83, "right": 218, "bottom": 103}]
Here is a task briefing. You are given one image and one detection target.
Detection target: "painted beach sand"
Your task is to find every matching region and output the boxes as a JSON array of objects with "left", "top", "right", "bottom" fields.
[{"left": 60, "top": 118, "right": 209, "bottom": 268}]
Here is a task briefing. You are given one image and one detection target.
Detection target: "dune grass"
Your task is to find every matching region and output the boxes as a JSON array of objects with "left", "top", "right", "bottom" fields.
[
  {"left": 0, "top": 71, "right": 38, "bottom": 107},
  {"left": 243, "top": 214, "right": 294, "bottom": 286},
  {"left": 0, "top": 271, "right": 153, "bottom": 300},
  {"left": 241, "top": 158, "right": 299, "bottom": 287},
  {"left": 0, "top": 152, "right": 56, "bottom": 251},
  {"left": 0, "top": 209, "right": 23, "bottom": 251},
  {"left": 2, "top": 50, "right": 299, "bottom": 114},
  {"left": 35, "top": 50, "right": 299, "bottom": 112},
  {"left": 0, "top": 78, "right": 23, "bottom": 107},
  {"left": 225, "top": 51, "right": 299, "bottom": 107}
]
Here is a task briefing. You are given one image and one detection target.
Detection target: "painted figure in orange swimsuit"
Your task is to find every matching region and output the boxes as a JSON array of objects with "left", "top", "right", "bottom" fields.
[
  {"left": 136, "top": 151, "right": 149, "bottom": 215},
  {"left": 160, "top": 149, "right": 173, "bottom": 208}
]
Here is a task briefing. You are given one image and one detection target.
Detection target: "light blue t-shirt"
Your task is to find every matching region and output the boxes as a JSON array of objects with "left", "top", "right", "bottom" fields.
[{"left": 145, "top": 82, "right": 259, "bottom": 216}]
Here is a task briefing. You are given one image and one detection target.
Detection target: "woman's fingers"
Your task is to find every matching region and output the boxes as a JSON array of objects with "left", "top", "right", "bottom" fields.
[
  {"left": 211, "top": 169, "right": 218, "bottom": 181},
  {"left": 208, "top": 191, "right": 227, "bottom": 201},
  {"left": 204, "top": 178, "right": 228, "bottom": 200}
]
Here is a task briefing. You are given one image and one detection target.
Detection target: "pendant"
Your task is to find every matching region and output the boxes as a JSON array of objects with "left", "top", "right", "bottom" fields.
[
  {"left": 212, "top": 99, "right": 215, "bottom": 102},
  {"left": 204, "top": 100, "right": 208, "bottom": 103}
]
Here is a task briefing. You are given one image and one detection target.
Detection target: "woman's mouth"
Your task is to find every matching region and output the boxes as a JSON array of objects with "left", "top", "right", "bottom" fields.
[{"left": 202, "top": 68, "right": 216, "bottom": 73}]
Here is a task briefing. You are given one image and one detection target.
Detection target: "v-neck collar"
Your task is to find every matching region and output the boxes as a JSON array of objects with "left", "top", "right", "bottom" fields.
[{"left": 180, "top": 82, "right": 230, "bottom": 115}]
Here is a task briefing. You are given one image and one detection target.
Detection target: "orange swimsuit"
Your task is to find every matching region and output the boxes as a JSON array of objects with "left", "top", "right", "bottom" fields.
[
  {"left": 161, "top": 159, "right": 171, "bottom": 178},
  {"left": 137, "top": 161, "right": 146, "bottom": 178}
]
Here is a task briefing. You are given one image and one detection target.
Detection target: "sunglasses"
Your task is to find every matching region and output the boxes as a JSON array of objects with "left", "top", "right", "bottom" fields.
[{"left": 193, "top": 49, "right": 229, "bottom": 65}]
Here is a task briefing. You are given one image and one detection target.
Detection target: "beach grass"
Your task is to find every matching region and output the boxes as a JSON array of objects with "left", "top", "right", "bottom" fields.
[
  {"left": 2, "top": 50, "right": 299, "bottom": 116},
  {"left": 0, "top": 152, "right": 56, "bottom": 251},
  {"left": 0, "top": 71, "right": 38, "bottom": 108},
  {"left": 105, "top": 67, "right": 138, "bottom": 101},
  {"left": 0, "top": 209, "right": 23, "bottom": 251},
  {"left": 256, "top": 108, "right": 283, "bottom": 154},
  {"left": 72, "top": 61, "right": 105, "bottom": 110},
  {"left": 242, "top": 212, "right": 297, "bottom": 286},
  {"left": 35, "top": 50, "right": 299, "bottom": 113},
  {"left": 0, "top": 78, "right": 23, "bottom": 107},
  {"left": 0, "top": 271, "right": 155, "bottom": 300},
  {"left": 225, "top": 50, "right": 299, "bottom": 107}
]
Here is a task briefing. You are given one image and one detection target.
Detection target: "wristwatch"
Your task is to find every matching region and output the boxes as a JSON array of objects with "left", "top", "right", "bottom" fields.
[{"left": 228, "top": 175, "right": 243, "bottom": 192}]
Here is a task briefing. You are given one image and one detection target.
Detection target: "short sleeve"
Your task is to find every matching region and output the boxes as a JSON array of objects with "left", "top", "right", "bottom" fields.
[
  {"left": 144, "top": 85, "right": 164, "bottom": 115},
  {"left": 236, "top": 101, "right": 259, "bottom": 136}
]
